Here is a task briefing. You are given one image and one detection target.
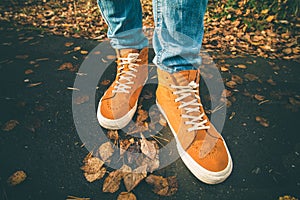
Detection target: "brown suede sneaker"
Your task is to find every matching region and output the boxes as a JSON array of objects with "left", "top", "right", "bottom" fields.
[
  {"left": 156, "top": 68, "right": 233, "bottom": 184},
  {"left": 97, "top": 48, "right": 148, "bottom": 129}
]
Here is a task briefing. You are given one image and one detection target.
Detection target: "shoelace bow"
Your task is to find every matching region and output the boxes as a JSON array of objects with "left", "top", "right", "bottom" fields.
[
  {"left": 113, "top": 53, "right": 141, "bottom": 93},
  {"left": 171, "top": 81, "right": 210, "bottom": 132}
]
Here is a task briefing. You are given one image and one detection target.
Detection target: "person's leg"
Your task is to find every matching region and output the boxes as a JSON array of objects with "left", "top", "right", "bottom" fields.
[
  {"left": 97, "top": 0, "right": 149, "bottom": 129},
  {"left": 153, "top": 0, "right": 233, "bottom": 184},
  {"left": 97, "top": 0, "right": 148, "bottom": 49},
  {"left": 152, "top": 0, "right": 207, "bottom": 73}
]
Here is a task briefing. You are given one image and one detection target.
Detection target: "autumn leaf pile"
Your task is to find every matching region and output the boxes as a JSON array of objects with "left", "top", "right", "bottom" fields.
[{"left": 0, "top": 0, "right": 299, "bottom": 61}]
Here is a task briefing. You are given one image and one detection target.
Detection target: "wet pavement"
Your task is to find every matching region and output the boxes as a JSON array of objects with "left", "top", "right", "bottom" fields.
[{"left": 0, "top": 22, "right": 300, "bottom": 200}]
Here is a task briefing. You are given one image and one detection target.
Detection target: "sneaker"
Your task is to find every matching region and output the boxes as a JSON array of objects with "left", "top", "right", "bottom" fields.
[
  {"left": 97, "top": 48, "right": 148, "bottom": 129},
  {"left": 156, "top": 68, "right": 233, "bottom": 184}
]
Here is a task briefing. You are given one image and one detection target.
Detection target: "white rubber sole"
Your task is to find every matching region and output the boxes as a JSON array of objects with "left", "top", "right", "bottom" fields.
[
  {"left": 97, "top": 99, "right": 137, "bottom": 130},
  {"left": 156, "top": 100, "right": 233, "bottom": 184}
]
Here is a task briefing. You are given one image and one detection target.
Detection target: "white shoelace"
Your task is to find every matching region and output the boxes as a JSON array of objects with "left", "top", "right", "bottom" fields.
[
  {"left": 171, "top": 81, "right": 210, "bottom": 132},
  {"left": 112, "top": 53, "right": 141, "bottom": 93}
]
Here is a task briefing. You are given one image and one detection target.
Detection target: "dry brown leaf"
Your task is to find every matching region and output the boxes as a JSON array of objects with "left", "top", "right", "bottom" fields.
[
  {"left": 66, "top": 195, "right": 90, "bottom": 200},
  {"left": 136, "top": 107, "right": 148, "bottom": 124},
  {"left": 267, "top": 78, "right": 276, "bottom": 86},
  {"left": 123, "top": 165, "right": 147, "bottom": 192},
  {"left": 27, "top": 82, "right": 42, "bottom": 87},
  {"left": 117, "top": 192, "right": 137, "bottom": 200},
  {"left": 236, "top": 64, "right": 247, "bottom": 69},
  {"left": 74, "top": 46, "right": 81, "bottom": 51},
  {"left": 140, "top": 134, "right": 156, "bottom": 159},
  {"left": 120, "top": 139, "right": 131, "bottom": 156},
  {"left": 137, "top": 141, "right": 159, "bottom": 173},
  {"left": 225, "top": 80, "right": 237, "bottom": 89},
  {"left": 107, "top": 130, "right": 119, "bottom": 140},
  {"left": 107, "top": 55, "right": 116, "bottom": 60},
  {"left": 103, "top": 170, "right": 122, "bottom": 193},
  {"left": 25, "top": 69, "right": 34, "bottom": 75},
  {"left": 81, "top": 153, "right": 104, "bottom": 174},
  {"left": 2, "top": 120, "right": 19, "bottom": 131},
  {"left": 58, "top": 62, "right": 74, "bottom": 71},
  {"left": 98, "top": 141, "right": 114, "bottom": 162},
  {"left": 7, "top": 171, "right": 27, "bottom": 186},
  {"left": 282, "top": 48, "right": 292, "bottom": 54},
  {"left": 221, "top": 89, "right": 232, "bottom": 98},
  {"left": 220, "top": 66, "right": 229, "bottom": 72},
  {"left": 74, "top": 95, "right": 89, "bottom": 105},
  {"left": 145, "top": 175, "right": 178, "bottom": 196},
  {"left": 100, "top": 79, "right": 111, "bottom": 86},
  {"left": 231, "top": 75, "right": 243, "bottom": 84},
  {"left": 244, "top": 73, "right": 258, "bottom": 81},
  {"left": 254, "top": 94, "right": 265, "bottom": 101},
  {"left": 80, "top": 50, "right": 89, "bottom": 55},
  {"left": 255, "top": 116, "right": 269, "bottom": 127},
  {"left": 65, "top": 42, "right": 74, "bottom": 47},
  {"left": 84, "top": 167, "right": 106, "bottom": 182},
  {"left": 158, "top": 115, "right": 167, "bottom": 126}
]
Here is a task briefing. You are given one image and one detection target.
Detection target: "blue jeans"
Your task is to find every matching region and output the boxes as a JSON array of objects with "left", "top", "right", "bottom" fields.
[{"left": 97, "top": 0, "right": 208, "bottom": 73}]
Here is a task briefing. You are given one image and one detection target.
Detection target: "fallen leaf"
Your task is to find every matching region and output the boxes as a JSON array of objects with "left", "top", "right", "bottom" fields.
[
  {"left": 231, "top": 75, "right": 243, "bottom": 84},
  {"left": 282, "top": 48, "right": 292, "bottom": 55},
  {"left": 120, "top": 139, "right": 131, "bottom": 156},
  {"left": 58, "top": 62, "right": 74, "bottom": 71},
  {"left": 220, "top": 66, "right": 229, "bottom": 72},
  {"left": 236, "top": 64, "right": 247, "bottom": 69},
  {"left": 65, "top": 42, "right": 74, "bottom": 47},
  {"left": 66, "top": 195, "right": 90, "bottom": 200},
  {"left": 107, "top": 130, "right": 119, "bottom": 140},
  {"left": 74, "top": 95, "right": 89, "bottom": 105},
  {"left": 81, "top": 152, "right": 104, "bottom": 174},
  {"left": 107, "top": 55, "right": 116, "bottom": 60},
  {"left": 2, "top": 120, "right": 19, "bottom": 131},
  {"left": 74, "top": 46, "right": 81, "bottom": 51},
  {"left": 225, "top": 80, "right": 237, "bottom": 89},
  {"left": 267, "top": 78, "right": 276, "bottom": 86},
  {"left": 103, "top": 170, "right": 122, "bottom": 193},
  {"left": 244, "top": 73, "right": 258, "bottom": 81},
  {"left": 255, "top": 116, "right": 269, "bottom": 127},
  {"left": 261, "top": 9, "right": 269, "bottom": 14},
  {"left": 84, "top": 167, "right": 106, "bottom": 182},
  {"left": 137, "top": 140, "right": 159, "bottom": 173},
  {"left": 145, "top": 175, "right": 178, "bottom": 196},
  {"left": 123, "top": 165, "right": 147, "bottom": 192},
  {"left": 25, "top": 69, "right": 34, "bottom": 74},
  {"left": 27, "top": 82, "right": 42, "bottom": 87},
  {"left": 98, "top": 141, "right": 114, "bottom": 162},
  {"left": 221, "top": 89, "right": 232, "bottom": 98},
  {"left": 158, "top": 115, "right": 167, "bottom": 126},
  {"left": 254, "top": 94, "right": 265, "bottom": 101},
  {"left": 266, "top": 15, "right": 275, "bottom": 22},
  {"left": 117, "top": 192, "right": 137, "bottom": 200},
  {"left": 80, "top": 50, "right": 89, "bottom": 55},
  {"left": 136, "top": 107, "right": 148, "bottom": 124},
  {"left": 140, "top": 133, "right": 156, "bottom": 159},
  {"left": 7, "top": 171, "right": 27, "bottom": 186},
  {"left": 100, "top": 80, "right": 111, "bottom": 86}
]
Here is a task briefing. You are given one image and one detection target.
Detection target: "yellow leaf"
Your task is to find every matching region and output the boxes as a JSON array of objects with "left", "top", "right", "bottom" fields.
[
  {"left": 266, "top": 15, "right": 275, "bottom": 22},
  {"left": 261, "top": 9, "right": 269, "bottom": 14}
]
